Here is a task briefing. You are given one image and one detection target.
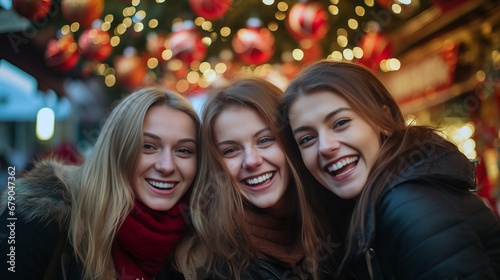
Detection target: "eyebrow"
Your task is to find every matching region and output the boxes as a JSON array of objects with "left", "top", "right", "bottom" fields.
[
  {"left": 292, "top": 107, "right": 351, "bottom": 136},
  {"left": 144, "top": 132, "right": 197, "bottom": 145},
  {"left": 216, "top": 127, "right": 271, "bottom": 147}
]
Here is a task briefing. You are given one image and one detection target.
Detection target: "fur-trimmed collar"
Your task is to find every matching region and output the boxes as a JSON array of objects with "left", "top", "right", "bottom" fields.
[{"left": 1, "top": 159, "right": 75, "bottom": 228}]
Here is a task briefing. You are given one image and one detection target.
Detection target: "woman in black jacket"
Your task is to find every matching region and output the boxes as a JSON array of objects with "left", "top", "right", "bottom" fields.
[{"left": 279, "top": 60, "right": 500, "bottom": 279}]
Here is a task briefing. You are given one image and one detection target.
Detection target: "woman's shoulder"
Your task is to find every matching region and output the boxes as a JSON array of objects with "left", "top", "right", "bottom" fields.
[{"left": 0, "top": 158, "right": 75, "bottom": 225}]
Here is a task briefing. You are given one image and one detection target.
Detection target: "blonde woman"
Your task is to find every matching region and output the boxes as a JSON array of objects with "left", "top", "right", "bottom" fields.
[{"left": 0, "top": 88, "right": 200, "bottom": 279}]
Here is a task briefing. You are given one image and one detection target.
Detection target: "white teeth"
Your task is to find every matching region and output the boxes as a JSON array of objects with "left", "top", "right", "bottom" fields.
[
  {"left": 147, "top": 179, "right": 174, "bottom": 189},
  {"left": 328, "top": 156, "right": 358, "bottom": 172},
  {"left": 245, "top": 172, "right": 273, "bottom": 185}
]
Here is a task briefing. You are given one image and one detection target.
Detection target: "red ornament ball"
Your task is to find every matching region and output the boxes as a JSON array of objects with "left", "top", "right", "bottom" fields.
[
  {"left": 45, "top": 34, "right": 80, "bottom": 71},
  {"left": 286, "top": 1, "right": 329, "bottom": 41},
  {"left": 188, "top": 0, "right": 231, "bottom": 20},
  {"left": 114, "top": 50, "right": 147, "bottom": 89},
  {"left": 78, "top": 28, "right": 112, "bottom": 62},
  {"left": 357, "top": 32, "right": 392, "bottom": 70},
  {"left": 61, "top": 0, "right": 103, "bottom": 28},
  {"left": 232, "top": 18, "right": 275, "bottom": 65},
  {"left": 167, "top": 21, "right": 207, "bottom": 65},
  {"left": 12, "top": 0, "right": 52, "bottom": 21}
]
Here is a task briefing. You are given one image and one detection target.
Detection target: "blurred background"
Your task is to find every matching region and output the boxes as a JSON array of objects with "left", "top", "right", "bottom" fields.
[{"left": 0, "top": 0, "right": 499, "bottom": 213}]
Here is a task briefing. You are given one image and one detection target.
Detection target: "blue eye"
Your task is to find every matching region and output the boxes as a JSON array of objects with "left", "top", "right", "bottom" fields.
[
  {"left": 298, "top": 135, "right": 315, "bottom": 145},
  {"left": 257, "top": 136, "right": 274, "bottom": 145}
]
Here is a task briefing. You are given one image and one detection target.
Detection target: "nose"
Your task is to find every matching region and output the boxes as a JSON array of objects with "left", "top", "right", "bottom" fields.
[
  {"left": 155, "top": 152, "right": 176, "bottom": 174},
  {"left": 318, "top": 131, "right": 340, "bottom": 157},
  {"left": 242, "top": 146, "right": 263, "bottom": 169}
]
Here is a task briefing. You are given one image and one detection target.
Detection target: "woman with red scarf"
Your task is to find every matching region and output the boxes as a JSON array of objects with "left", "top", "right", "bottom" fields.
[{"left": 0, "top": 88, "right": 200, "bottom": 279}]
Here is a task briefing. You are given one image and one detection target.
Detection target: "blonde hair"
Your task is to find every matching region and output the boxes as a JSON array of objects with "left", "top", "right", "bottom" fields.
[{"left": 68, "top": 88, "right": 200, "bottom": 279}]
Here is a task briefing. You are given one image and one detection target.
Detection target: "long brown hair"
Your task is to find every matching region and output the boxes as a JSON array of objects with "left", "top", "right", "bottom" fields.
[
  {"left": 279, "top": 60, "right": 456, "bottom": 272},
  {"left": 188, "top": 77, "right": 326, "bottom": 279}
]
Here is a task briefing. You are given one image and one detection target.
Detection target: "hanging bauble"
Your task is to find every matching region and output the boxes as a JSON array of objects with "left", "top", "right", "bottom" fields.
[
  {"left": 61, "top": 0, "right": 104, "bottom": 28},
  {"left": 78, "top": 28, "right": 112, "bottom": 62},
  {"left": 166, "top": 21, "right": 207, "bottom": 66},
  {"left": 232, "top": 18, "right": 275, "bottom": 65},
  {"left": 286, "top": 0, "right": 329, "bottom": 41},
  {"left": 114, "top": 48, "right": 147, "bottom": 89},
  {"left": 188, "top": 0, "right": 232, "bottom": 20},
  {"left": 45, "top": 34, "right": 80, "bottom": 71},
  {"left": 12, "top": 0, "right": 52, "bottom": 21},
  {"left": 357, "top": 31, "right": 392, "bottom": 70}
]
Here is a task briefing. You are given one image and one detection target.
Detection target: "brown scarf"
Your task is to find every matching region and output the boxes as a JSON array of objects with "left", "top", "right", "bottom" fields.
[
  {"left": 112, "top": 200, "right": 188, "bottom": 279},
  {"left": 245, "top": 194, "right": 304, "bottom": 266}
]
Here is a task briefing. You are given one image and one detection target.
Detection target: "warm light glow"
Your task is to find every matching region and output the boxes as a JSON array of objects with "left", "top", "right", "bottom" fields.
[
  {"left": 135, "top": 10, "right": 146, "bottom": 20},
  {"left": 353, "top": 47, "right": 363, "bottom": 58},
  {"left": 275, "top": 11, "right": 286, "bottom": 20},
  {"left": 187, "top": 71, "right": 200, "bottom": 84},
  {"left": 134, "top": 23, "right": 144, "bottom": 32},
  {"left": 36, "top": 107, "right": 55, "bottom": 141},
  {"left": 105, "top": 74, "right": 116, "bottom": 87},
  {"left": 168, "top": 59, "right": 183, "bottom": 71},
  {"left": 337, "top": 28, "right": 348, "bottom": 37},
  {"left": 199, "top": 62, "right": 211, "bottom": 73},
  {"left": 96, "top": 64, "right": 106, "bottom": 75},
  {"left": 132, "top": 0, "right": 140, "bottom": 6},
  {"left": 476, "top": 70, "right": 486, "bottom": 82},
  {"left": 330, "top": 0, "right": 339, "bottom": 4},
  {"left": 110, "top": 36, "right": 120, "bottom": 47},
  {"left": 203, "top": 69, "right": 217, "bottom": 82},
  {"left": 391, "top": 4, "right": 402, "bottom": 14},
  {"left": 104, "top": 14, "right": 114, "bottom": 22},
  {"left": 329, "top": 51, "right": 343, "bottom": 61},
  {"left": 292, "top": 49, "right": 304, "bottom": 61},
  {"left": 263, "top": 0, "right": 274, "bottom": 5},
  {"left": 365, "top": 0, "right": 374, "bottom": 7},
  {"left": 198, "top": 78, "right": 210, "bottom": 88},
  {"left": 343, "top": 49, "right": 354, "bottom": 60},
  {"left": 277, "top": 2, "right": 288, "bottom": 11},
  {"left": 329, "top": 5, "right": 339, "bottom": 15},
  {"left": 201, "top": 21, "right": 213, "bottom": 31},
  {"left": 215, "top": 62, "right": 227, "bottom": 74},
  {"left": 102, "top": 22, "right": 111, "bottom": 31},
  {"left": 149, "top": 19, "right": 158, "bottom": 28},
  {"left": 147, "top": 57, "right": 159, "bottom": 69},
  {"left": 220, "top": 27, "right": 231, "bottom": 37},
  {"left": 176, "top": 79, "right": 189, "bottom": 93},
  {"left": 61, "top": 25, "right": 70, "bottom": 35},
  {"left": 162, "top": 49, "right": 173, "bottom": 60},
  {"left": 355, "top": 6, "right": 365, "bottom": 16},
  {"left": 124, "top": 7, "right": 136, "bottom": 17},
  {"left": 268, "top": 22, "right": 278, "bottom": 31},
  {"left": 70, "top": 23, "right": 80, "bottom": 32},
  {"left": 156, "top": 0, "right": 165, "bottom": 3},
  {"left": 202, "top": 37, "right": 212, "bottom": 46},
  {"left": 348, "top": 19, "right": 358, "bottom": 29},
  {"left": 337, "top": 35, "right": 348, "bottom": 47},
  {"left": 123, "top": 18, "right": 132, "bottom": 27}
]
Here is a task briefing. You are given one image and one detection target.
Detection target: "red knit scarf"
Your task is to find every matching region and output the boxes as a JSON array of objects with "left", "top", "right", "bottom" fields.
[{"left": 112, "top": 200, "right": 188, "bottom": 280}]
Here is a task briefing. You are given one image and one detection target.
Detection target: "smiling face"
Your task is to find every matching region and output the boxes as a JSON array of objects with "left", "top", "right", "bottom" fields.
[
  {"left": 133, "top": 105, "right": 197, "bottom": 211},
  {"left": 213, "top": 105, "right": 290, "bottom": 209},
  {"left": 288, "top": 90, "right": 381, "bottom": 199}
]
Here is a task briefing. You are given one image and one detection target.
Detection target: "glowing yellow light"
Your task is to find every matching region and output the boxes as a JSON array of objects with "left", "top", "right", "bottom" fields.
[
  {"left": 329, "top": 51, "right": 343, "bottom": 61},
  {"left": 203, "top": 69, "right": 217, "bottom": 82},
  {"left": 134, "top": 23, "right": 144, "bottom": 32},
  {"left": 329, "top": 5, "right": 339, "bottom": 15},
  {"left": 176, "top": 80, "right": 189, "bottom": 93},
  {"left": 187, "top": 71, "right": 200, "bottom": 84},
  {"left": 156, "top": 0, "right": 165, "bottom": 3},
  {"left": 101, "top": 22, "right": 111, "bottom": 31},
  {"left": 136, "top": 10, "right": 146, "bottom": 20},
  {"left": 60, "top": 25, "right": 70, "bottom": 35},
  {"left": 353, "top": 47, "right": 363, "bottom": 58},
  {"left": 202, "top": 37, "right": 212, "bottom": 46},
  {"left": 388, "top": 58, "right": 401, "bottom": 71},
  {"left": 105, "top": 74, "right": 116, "bottom": 87},
  {"left": 199, "top": 62, "right": 211, "bottom": 73},
  {"left": 337, "top": 35, "right": 348, "bottom": 47},
  {"left": 365, "top": 0, "right": 375, "bottom": 7},
  {"left": 194, "top": 17, "right": 204, "bottom": 26},
  {"left": 149, "top": 19, "right": 158, "bottom": 28},
  {"left": 104, "top": 14, "right": 114, "bottom": 22},
  {"left": 70, "top": 22, "right": 80, "bottom": 32},
  {"left": 123, "top": 18, "right": 132, "bottom": 27},
  {"left": 215, "top": 62, "right": 227, "bottom": 74},
  {"left": 348, "top": 19, "right": 358, "bottom": 30},
  {"left": 110, "top": 36, "right": 120, "bottom": 47},
  {"left": 292, "top": 49, "right": 304, "bottom": 61},
  {"left": 36, "top": 107, "right": 55, "bottom": 141},
  {"left": 275, "top": 11, "right": 285, "bottom": 20},
  {"left": 168, "top": 59, "right": 183, "bottom": 71},
  {"left": 337, "top": 28, "right": 347, "bottom": 36},
  {"left": 220, "top": 27, "right": 231, "bottom": 37},
  {"left": 330, "top": 0, "right": 339, "bottom": 4},
  {"left": 198, "top": 78, "right": 210, "bottom": 88},
  {"left": 391, "top": 4, "right": 402, "bottom": 14},
  {"left": 343, "top": 49, "right": 354, "bottom": 60},
  {"left": 201, "top": 21, "right": 213, "bottom": 31},
  {"left": 268, "top": 22, "right": 278, "bottom": 31},
  {"left": 355, "top": 6, "right": 365, "bottom": 16},
  {"left": 147, "top": 57, "right": 159, "bottom": 69},
  {"left": 162, "top": 49, "right": 173, "bottom": 60},
  {"left": 132, "top": 0, "right": 140, "bottom": 6},
  {"left": 96, "top": 64, "right": 106, "bottom": 75},
  {"left": 263, "top": 0, "right": 274, "bottom": 5},
  {"left": 277, "top": 2, "right": 288, "bottom": 11}
]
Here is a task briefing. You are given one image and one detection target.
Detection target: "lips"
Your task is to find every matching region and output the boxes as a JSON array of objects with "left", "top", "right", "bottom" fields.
[
  {"left": 326, "top": 156, "right": 359, "bottom": 177},
  {"left": 147, "top": 179, "right": 175, "bottom": 190}
]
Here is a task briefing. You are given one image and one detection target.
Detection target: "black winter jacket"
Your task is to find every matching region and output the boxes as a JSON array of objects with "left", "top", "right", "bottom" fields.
[
  {"left": 0, "top": 160, "right": 183, "bottom": 280},
  {"left": 343, "top": 143, "right": 500, "bottom": 280}
]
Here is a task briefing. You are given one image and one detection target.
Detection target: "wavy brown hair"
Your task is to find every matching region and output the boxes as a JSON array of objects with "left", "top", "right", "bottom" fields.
[
  {"left": 279, "top": 60, "right": 455, "bottom": 274},
  {"left": 185, "top": 77, "right": 330, "bottom": 279}
]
